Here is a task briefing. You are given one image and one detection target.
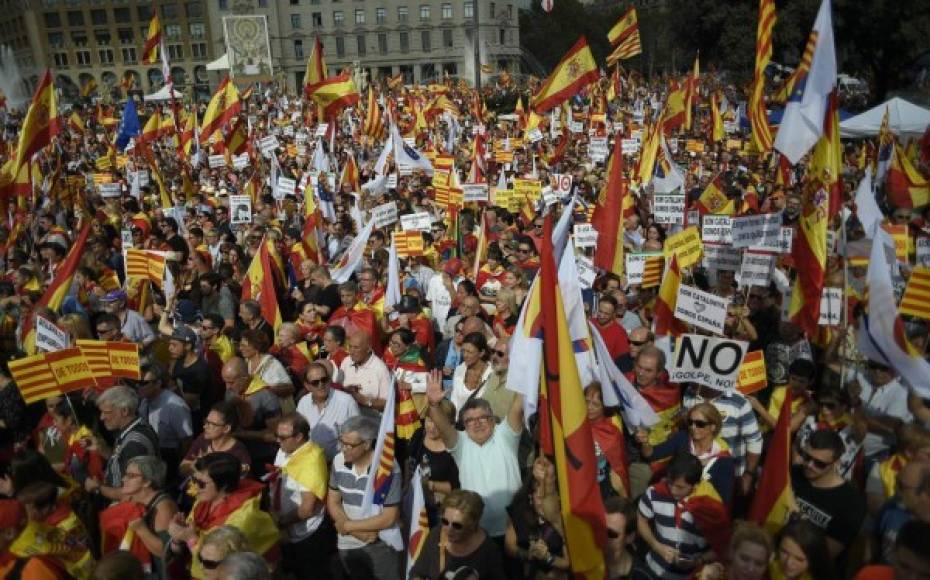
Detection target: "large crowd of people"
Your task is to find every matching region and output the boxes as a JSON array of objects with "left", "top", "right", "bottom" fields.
[{"left": 0, "top": 59, "right": 929, "bottom": 580}]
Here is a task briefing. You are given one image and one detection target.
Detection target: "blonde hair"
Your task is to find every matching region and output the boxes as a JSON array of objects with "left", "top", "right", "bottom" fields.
[
  {"left": 200, "top": 525, "right": 249, "bottom": 558},
  {"left": 58, "top": 313, "right": 92, "bottom": 340},
  {"left": 688, "top": 402, "right": 723, "bottom": 437},
  {"left": 495, "top": 288, "right": 518, "bottom": 315}
]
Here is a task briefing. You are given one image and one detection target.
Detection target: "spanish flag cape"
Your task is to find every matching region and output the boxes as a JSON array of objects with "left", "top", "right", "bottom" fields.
[
  {"left": 187, "top": 479, "right": 279, "bottom": 579},
  {"left": 363, "top": 286, "right": 386, "bottom": 320},
  {"left": 329, "top": 302, "right": 382, "bottom": 354},
  {"left": 633, "top": 381, "right": 682, "bottom": 447},
  {"left": 652, "top": 478, "right": 731, "bottom": 559},
  {"left": 383, "top": 347, "right": 426, "bottom": 440},
  {"left": 10, "top": 518, "right": 96, "bottom": 580},
  {"left": 272, "top": 441, "right": 328, "bottom": 510},
  {"left": 62, "top": 425, "right": 105, "bottom": 481},
  {"left": 589, "top": 415, "right": 631, "bottom": 498},
  {"left": 476, "top": 263, "right": 507, "bottom": 295},
  {"left": 99, "top": 501, "right": 151, "bottom": 569}
]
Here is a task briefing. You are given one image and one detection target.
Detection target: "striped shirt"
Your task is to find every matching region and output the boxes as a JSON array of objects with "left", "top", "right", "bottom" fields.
[
  {"left": 638, "top": 485, "right": 708, "bottom": 580},
  {"left": 683, "top": 388, "right": 762, "bottom": 476},
  {"left": 329, "top": 451, "right": 402, "bottom": 550}
]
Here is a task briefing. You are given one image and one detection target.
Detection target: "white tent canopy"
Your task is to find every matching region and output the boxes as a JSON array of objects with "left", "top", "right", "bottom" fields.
[
  {"left": 840, "top": 97, "right": 930, "bottom": 139},
  {"left": 206, "top": 53, "right": 229, "bottom": 71},
  {"left": 143, "top": 85, "right": 184, "bottom": 102}
]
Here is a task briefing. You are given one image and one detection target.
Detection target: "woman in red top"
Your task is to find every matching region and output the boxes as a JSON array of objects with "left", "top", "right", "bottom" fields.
[{"left": 319, "top": 325, "right": 348, "bottom": 369}]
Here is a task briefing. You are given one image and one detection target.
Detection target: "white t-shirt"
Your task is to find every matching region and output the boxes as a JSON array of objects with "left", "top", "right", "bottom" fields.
[
  {"left": 426, "top": 274, "right": 454, "bottom": 332},
  {"left": 846, "top": 369, "right": 913, "bottom": 457},
  {"left": 450, "top": 363, "right": 494, "bottom": 413},
  {"left": 273, "top": 445, "right": 325, "bottom": 542}
]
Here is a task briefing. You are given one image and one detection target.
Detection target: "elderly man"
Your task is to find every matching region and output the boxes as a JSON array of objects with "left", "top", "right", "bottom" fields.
[
  {"left": 297, "top": 361, "right": 360, "bottom": 461},
  {"left": 222, "top": 357, "right": 280, "bottom": 475},
  {"left": 425, "top": 369, "right": 523, "bottom": 541},
  {"left": 624, "top": 327, "right": 653, "bottom": 372},
  {"left": 99, "top": 289, "right": 155, "bottom": 347},
  {"left": 480, "top": 336, "right": 517, "bottom": 421},
  {"left": 272, "top": 413, "right": 330, "bottom": 579},
  {"left": 339, "top": 331, "right": 392, "bottom": 416},
  {"left": 84, "top": 386, "right": 158, "bottom": 501},
  {"left": 327, "top": 415, "right": 402, "bottom": 580}
]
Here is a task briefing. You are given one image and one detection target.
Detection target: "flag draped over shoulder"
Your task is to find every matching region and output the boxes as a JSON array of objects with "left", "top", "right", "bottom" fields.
[
  {"left": 537, "top": 215, "right": 607, "bottom": 580},
  {"left": 532, "top": 36, "right": 599, "bottom": 114},
  {"left": 750, "top": 389, "right": 794, "bottom": 534},
  {"left": 749, "top": 0, "right": 776, "bottom": 153},
  {"left": 592, "top": 137, "right": 632, "bottom": 275},
  {"left": 100, "top": 502, "right": 151, "bottom": 569}
]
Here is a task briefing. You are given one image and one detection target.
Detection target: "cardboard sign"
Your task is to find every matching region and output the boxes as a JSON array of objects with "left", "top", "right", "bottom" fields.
[
  {"left": 36, "top": 316, "right": 69, "bottom": 352},
  {"left": 748, "top": 226, "right": 794, "bottom": 254},
  {"left": 526, "top": 127, "right": 544, "bottom": 143},
  {"left": 674, "top": 284, "right": 730, "bottom": 335},
  {"left": 703, "top": 244, "right": 742, "bottom": 271},
  {"left": 573, "top": 224, "right": 599, "bottom": 248},
  {"left": 314, "top": 123, "right": 329, "bottom": 137},
  {"left": 625, "top": 253, "right": 663, "bottom": 285},
  {"left": 371, "top": 201, "right": 399, "bottom": 228},
  {"left": 121, "top": 229, "right": 133, "bottom": 249},
  {"left": 653, "top": 194, "right": 686, "bottom": 226},
  {"left": 513, "top": 179, "right": 542, "bottom": 201},
  {"left": 98, "top": 182, "right": 121, "bottom": 198},
  {"left": 386, "top": 173, "right": 399, "bottom": 189},
  {"left": 400, "top": 211, "right": 433, "bottom": 232},
  {"left": 664, "top": 227, "right": 703, "bottom": 269},
  {"left": 819, "top": 287, "right": 843, "bottom": 326},
  {"left": 736, "top": 350, "right": 767, "bottom": 395},
  {"left": 494, "top": 188, "right": 512, "bottom": 209},
  {"left": 551, "top": 173, "right": 573, "bottom": 196},
  {"left": 702, "top": 215, "right": 733, "bottom": 245},
  {"left": 232, "top": 154, "right": 250, "bottom": 170},
  {"left": 276, "top": 176, "right": 297, "bottom": 198},
  {"left": 229, "top": 195, "right": 252, "bottom": 224},
  {"left": 739, "top": 251, "right": 774, "bottom": 287},
  {"left": 621, "top": 139, "right": 640, "bottom": 154},
  {"left": 462, "top": 183, "right": 489, "bottom": 202},
  {"left": 575, "top": 254, "right": 597, "bottom": 289},
  {"left": 685, "top": 140, "right": 705, "bottom": 153},
  {"left": 917, "top": 237, "right": 930, "bottom": 267},
  {"left": 208, "top": 154, "right": 226, "bottom": 168},
  {"left": 731, "top": 212, "right": 783, "bottom": 249},
  {"left": 669, "top": 334, "right": 748, "bottom": 393},
  {"left": 570, "top": 121, "right": 584, "bottom": 134},
  {"left": 259, "top": 135, "right": 280, "bottom": 157}
]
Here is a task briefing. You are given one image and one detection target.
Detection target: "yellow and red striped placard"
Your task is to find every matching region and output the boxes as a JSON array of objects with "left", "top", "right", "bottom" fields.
[
  {"left": 125, "top": 249, "right": 167, "bottom": 284},
  {"left": 737, "top": 350, "right": 767, "bottom": 395},
  {"left": 77, "top": 340, "right": 142, "bottom": 380},
  {"left": 641, "top": 256, "right": 665, "bottom": 288},
  {"left": 900, "top": 266, "right": 930, "bottom": 321},
  {"left": 394, "top": 231, "right": 425, "bottom": 257},
  {"left": 9, "top": 348, "right": 95, "bottom": 403}
]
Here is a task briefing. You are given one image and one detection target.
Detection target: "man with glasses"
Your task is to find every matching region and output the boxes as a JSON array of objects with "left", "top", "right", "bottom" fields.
[
  {"left": 271, "top": 413, "right": 331, "bottom": 579},
  {"left": 527, "top": 218, "right": 545, "bottom": 254},
  {"left": 480, "top": 337, "right": 517, "bottom": 421},
  {"left": 626, "top": 327, "right": 653, "bottom": 371},
  {"left": 327, "top": 415, "right": 402, "bottom": 580},
  {"left": 442, "top": 295, "right": 482, "bottom": 344},
  {"left": 511, "top": 236, "right": 539, "bottom": 279},
  {"left": 791, "top": 429, "right": 866, "bottom": 561},
  {"left": 296, "top": 362, "right": 360, "bottom": 461},
  {"left": 201, "top": 313, "right": 235, "bottom": 363},
  {"left": 94, "top": 313, "right": 126, "bottom": 342}
]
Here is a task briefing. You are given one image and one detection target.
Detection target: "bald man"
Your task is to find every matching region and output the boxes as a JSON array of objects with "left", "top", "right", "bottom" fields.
[{"left": 339, "top": 332, "right": 392, "bottom": 416}]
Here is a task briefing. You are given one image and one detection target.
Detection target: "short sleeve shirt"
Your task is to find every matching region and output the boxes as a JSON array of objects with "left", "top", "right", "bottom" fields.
[{"left": 329, "top": 451, "right": 403, "bottom": 550}]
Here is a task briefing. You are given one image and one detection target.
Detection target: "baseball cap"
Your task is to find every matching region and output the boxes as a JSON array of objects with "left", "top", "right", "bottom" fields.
[
  {"left": 100, "top": 289, "right": 128, "bottom": 302},
  {"left": 175, "top": 300, "right": 202, "bottom": 324},
  {"left": 169, "top": 326, "right": 198, "bottom": 345}
]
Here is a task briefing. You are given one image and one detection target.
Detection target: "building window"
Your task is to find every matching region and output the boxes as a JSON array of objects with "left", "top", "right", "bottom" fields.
[
  {"left": 335, "top": 35, "right": 345, "bottom": 57},
  {"left": 72, "top": 32, "right": 88, "bottom": 46},
  {"left": 422, "top": 62, "right": 435, "bottom": 81},
  {"left": 165, "top": 24, "right": 182, "bottom": 38},
  {"left": 137, "top": 5, "right": 152, "bottom": 20},
  {"left": 114, "top": 7, "right": 131, "bottom": 23},
  {"left": 354, "top": 9, "right": 364, "bottom": 24},
  {"left": 43, "top": 12, "right": 61, "bottom": 27},
  {"left": 47, "top": 32, "right": 64, "bottom": 47},
  {"left": 421, "top": 29, "right": 431, "bottom": 51},
  {"left": 443, "top": 28, "right": 452, "bottom": 48},
  {"left": 311, "top": 0, "right": 321, "bottom": 4},
  {"left": 218, "top": 0, "right": 228, "bottom": 9},
  {"left": 399, "top": 31, "right": 409, "bottom": 53},
  {"left": 398, "top": 6, "right": 408, "bottom": 22},
  {"left": 378, "top": 32, "right": 387, "bottom": 54},
  {"left": 507, "top": 4, "right": 513, "bottom": 18},
  {"left": 168, "top": 44, "right": 183, "bottom": 59},
  {"left": 191, "top": 42, "right": 207, "bottom": 58},
  {"left": 294, "top": 39, "right": 304, "bottom": 57},
  {"left": 98, "top": 48, "right": 114, "bottom": 64},
  {"left": 376, "top": 7, "right": 385, "bottom": 24},
  {"left": 291, "top": 13, "right": 301, "bottom": 28},
  {"left": 67, "top": 10, "right": 84, "bottom": 27},
  {"left": 420, "top": 5, "right": 430, "bottom": 20},
  {"left": 95, "top": 31, "right": 111, "bottom": 45},
  {"left": 90, "top": 8, "right": 107, "bottom": 25},
  {"left": 187, "top": 2, "right": 204, "bottom": 17},
  {"left": 464, "top": 2, "right": 473, "bottom": 19},
  {"left": 121, "top": 46, "right": 136, "bottom": 63},
  {"left": 442, "top": 3, "right": 452, "bottom": 19},
  {"left": 333, "top": 11, "right": 343, "bottom": 25},
  {"left": 499, "top": 28, "right": 505, "bottom": 44},
  {"left": 490, "top": 2, "right": 495, "bottom": 17},
  {"left": 76, "top": 50, "right": 91, "bottom": 66},
  {"left": 356, "top": 34, "right": 366, "bottom": 56},
  {"left": 312, "top": 12, "right": 322, "bottom": 27},
  {"left": 53, "top": 52, "right": 68, "bottom": 67},
  {"left": 290, "top": 0, "right": 299, "bottom": 4},
  {"left": 189, "top": 23, "right": 205, "bottom": 38},
  {"left": 162, "top": 4, "right": 179, "bottom": 19}
]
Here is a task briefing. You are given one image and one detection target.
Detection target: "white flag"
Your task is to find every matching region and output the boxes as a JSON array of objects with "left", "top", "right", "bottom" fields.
[{"left": 331, "top": 218, "right": 376, "bottom": 283}]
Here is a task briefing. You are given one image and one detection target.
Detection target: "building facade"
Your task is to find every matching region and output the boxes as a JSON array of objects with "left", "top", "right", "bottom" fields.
[{"left": 206, "top": 0, "right": 520, "bottom": 92}]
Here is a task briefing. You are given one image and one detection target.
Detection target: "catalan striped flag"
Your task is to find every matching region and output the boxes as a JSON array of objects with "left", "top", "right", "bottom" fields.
[
  {"left": 124, "top": 249, "right": 167, "bottom": 284},
  {"left": 362, "top": 87, "right": 384, "bottom": 140},
  {"left": 749, "top": 0, "right": 776, "bottom": 152},
  {"left": 900, "top": 267, "right": 930, "bottom": 320},
  {"left": 340, "top": 154, "right": 360, "bottom": 193},
  {"left": 405, "top": 467, "right": 429, "bottom": 577},
  {"left": 142, "top": 14, "right": 162, "bottom": 64},
  {"left": 750, "top": 388, "right": 793, "bottom": 534},
  {"left": 641, "top": 255, "right": 664, "bottom": 288},
  {"left": 537, "top": 214, "right": 607, "bottom": 580},
  {"left": 9, "top": 348, "right": 95, "bottom": 403},
  {"left": 241, "top": 237, "right": 283, "bottom": 331},
  {"left": 653, "top": 254, "right": 688, "bottom": 337},
  {"left": 76, "top": 338, "right": 111, "bottom": 382},
  {"left": 775, "top": 31, "right": 816, "bottom": 104},
  {"left": 393, "top": 231, "right": 424, "bottom": 258},
  {"left": 592, "top": 136, "right": 633, "bottom": 276},
  {"left": 606, "top": 7, "right": 642, "bottom": 64}
]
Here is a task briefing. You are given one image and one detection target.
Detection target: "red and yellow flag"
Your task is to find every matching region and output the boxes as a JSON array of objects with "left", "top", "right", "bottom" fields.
[
  {"left": 660, "top": 84, "right": 687, "bottom": 133},
  {"left": 125, "top": 249, "right": 167, "bottom": 284},
  {"left": 696, "top": 175, "right": 735, "bottom": 215},
  {"left": 750, "top": 388, "right": 794, "bottom": 534},
  {"left": 592, "top": 137, "right": 633, "bottom": 275},
  {"left": 142, "top": 14, "right": 162, "bottom": 64},
  {"left": 225, "top": 116, "right": 249, "bottom": 156},
  {"left": 303, "top": 37, "right": 328, "bottom": 93},
  {"left": 653, "top": 254, "right": 688, "bottom": 337},
  {"left": 709, "top": 90, "right": 724, "bottom": 142},
  {"left": 775, "top": 31, "right": 816, "bottom": 104},
  {"left": 684, "top": 55, "right": 700, "bottom": 131},
  {"left": 537, "top": 214, "right": 607, "bottom": 580},
  {"left": 340, "top": 154, "right": 360, "bottom": 192},
  {"left": 242, "top": 237, "right": 283, "bottom": 331},
  {"left": 200, "top": 76, "right": 241, "bottom": 144},
  {"left": 362, "top": 87, "right": 384, "bottom": 140},
  {"left": 9, "top": 348, "right": 95, "bottom": 403},
  {"left": 137, "top": 109, "right": 161, "bottom": 144},
  {"left": 887, "top": 141, "right": 930, "bottom": 209},
  {"left": 532, "top": 36, "right": 599, "bottom": 114},
  {"left": 899, "top": 267, "right": 930, "bottom": 320},
  {"left": 178, "top": 108, "right": 198, "bottom": 157},
  {"left": 14, "top": 70, "right": 59, "bottom": 172},
  {"left": 307, "top": 72, "right": 360, "bottom": 118},
  {"left": 607, "top": 6, "right": 639, "bottom": 46},
  {"left": 749, "top": 0, "right": 776, "bottom": 152}
]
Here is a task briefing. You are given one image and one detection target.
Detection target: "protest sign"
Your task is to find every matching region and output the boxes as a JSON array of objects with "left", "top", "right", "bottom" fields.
[
  {"left": 621, "top": 139, "right": 640, "bottom": 154},
  {"left": 527, "top": 127, "right": 544, "bottom": 143},
  {"left": 233, "top": 154, "right": 250, "bottom": 170},
  {"left": 702, "top": 244, "right": 741, "bottom": 271},
  {"left": 573, "top": 224, "right": 599, "bottom": 248},
  {"left": 276, "top": 176, "right": 297, "bottom": 198},
  {"left": 400, "top": 211, "right": 433, "bottom": 232},
  {"left": 208, "top": 154, "right": 226, "bottom": 168},
  {"left": 314, "top": 123, "right": 329, "bottom": 137},
  {"left": 575, "top": 255, "right": 597, "bottom": 289},
  {"left": 98, "top": 183, "right": 121, "bottom": 198},
  {"left": 626, "top": 253, "right": 663, "bottom": 286},
  {"left": 917, "top": 237, "right": 930, "bottom": 267},
  {"left": 664, "top": 227, "right": 703, "bottom": 269},
  {"left": 371, "top": 201, "right": 399, "bottom": 228},
  {"left": 229, "top": 195, "right": 252, "bottom": 224},
  {"left": 386, "top": 173, "right": 398, "bottom": 189},
  {"left": 739, "top": 251, "right": 774, "bottom": 287},
  {"left": 36, "top": 316, "right": 68, "bottom": 353},
  {"left": 674, "top": 284, "right": 729, "bottom": 334},
  {"left": 748, "top": 226, "right": 793, "bottom": 254},
  {"left": 259, "top": 135, "right": 280, "bottom": 157},
  {"left": 669, "top": 334, "right": 748, "bottom": 393},
  {"left": 462, "top": 183, "right": 489, "bottom": 202},
  {"left": 653, "top": 194, "right": 686, "bottom": 226},
  {"left": 731, "top": 212, "right": 783, "bottom": 248},
  {"left": 701, "top": 215, "right": 732, "bottom": 244},
  {"left": 736, "top": 350, "right": 767, "bottom": 394},
  {"left": 121, "top": 229, "right": 133, "bottom": 249},
  {"left": 513, "top": 178, "right": 542, "bottom": 200},
  {"left": 76, "top": 340, "right": 141, "bottom": 380},
  {"left": 9, "top": 348, "right": 95, "bottom": 403},
  {"left": 570, "top": 121, "right": 584, "bottom": 133},
  {"left": 551, "top": 173, "right": 573, "bottom": 196},
  {"left": 818, "top": 287, "right": 843, "bottom": 326}
]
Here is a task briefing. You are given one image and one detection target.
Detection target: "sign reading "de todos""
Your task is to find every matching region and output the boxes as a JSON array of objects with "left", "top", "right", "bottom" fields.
[{"left": 668, "top": 334, "right": 748, "bottom": 393}]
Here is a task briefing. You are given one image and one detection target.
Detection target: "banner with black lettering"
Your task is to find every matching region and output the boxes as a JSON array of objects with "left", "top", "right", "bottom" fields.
[{"left": 668, "top": 334, "right": 748, "bottom": 394}]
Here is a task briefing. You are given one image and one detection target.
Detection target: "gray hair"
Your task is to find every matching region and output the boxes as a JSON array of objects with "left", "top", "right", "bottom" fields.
[
  {"left": 217, "top": 551, "right": 270, "bottom": 580},
  {"left": 200, "top": 525, "right": 249, "bottom": 558},
  {"left": 96, "top": 385, "right": 139, "bottom": 413},
  {"left": 340, "top": 415, "right": 379, "bottom": 442},
  {"left": 127, "top": 456, "right": 167, "bottom": 490}
]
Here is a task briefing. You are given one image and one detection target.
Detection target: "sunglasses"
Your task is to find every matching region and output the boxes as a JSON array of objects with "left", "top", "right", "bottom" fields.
[
  {"left": 799, "top": 449, "right": 832, "bottom": 470},
  {"left": 199, "top": 554, "right": 222, "bottom": 570},
  {"left": 630, "top": 340, "right": 648, "bottom": 347},
  {"left": 607, "top": 528, "right": 621, "bottom": 540},
  {"left": 193, "top": 478, "right": 210, "bottom": 488},
  {"left": 305, "top": 378, "right": 327, "bottom": 387},
  {"left": 441, "top": 518, "right": 465, "bottom": 530},
  {"left": 492, "top": 350, "right": 507, "bottom": 357},
  {"left": 688, "top": 419, "right": 712, "bottom": 429}
]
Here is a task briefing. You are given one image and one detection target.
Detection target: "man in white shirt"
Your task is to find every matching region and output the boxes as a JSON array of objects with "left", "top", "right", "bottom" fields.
[
  {"left": 425, "top": 258, "right": 461, "bottom": 337},
  {"left": 848, "top": 362, "right": 914, "bottom": 461},
  {"left": 340, "top": 331, "right": 392, "bottom": 417},
  {"left": 297, "top": 362, "right": 360, "bottom": 461}
]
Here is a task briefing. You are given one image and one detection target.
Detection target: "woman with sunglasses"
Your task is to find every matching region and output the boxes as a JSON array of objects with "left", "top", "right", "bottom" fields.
[
  {"left": 604, "top": 496, "right": 637, "bottom": 580},
  {"left": 637, "top": 402, "right": 736, "bottom": 506},
  {"left": 794, "top": 384, "right": 865, "bottom": 481},
  {"left": 194, "top": 525, "right": 250, "bottom": 580},
  {"left": 410, "top": 490, "right": 507, "bottom": 580},
  {"left": 168, "top": 452, "right": 279, "bottom": 579},
  {"left": 768, "top": 520, "right": 833, "bottom": 580}
]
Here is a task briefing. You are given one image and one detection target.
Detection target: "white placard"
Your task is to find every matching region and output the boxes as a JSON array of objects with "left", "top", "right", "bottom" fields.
[
  {"left": 731, "top": 212, "right": 783, "bottom": 248},
  {"left": 819, "top": 287, "right": 844, "bottom": 326},
  {"left": 739, "top": 251, "right": 774, "bottom": 288},
  {"left": 703, "top": 243, "right": 742, "bottom": 271},
  {"left": 541, "top": 187, "right": 559, "bottom": 207},
  {"left": 121, "top": 229, "right": 133, "bottom": 249},
  {"left": 314, "top": 123, "right": 329, "bottom": 137},
  {"left": 654, "top": 194, "right": 686, "bottom": 226},
  {"left": 229, "top": 195, "right": 253, "bottom": 224},
  {"left": 462, "top": 183, "right": 489, "bottom": 202},
  {"left": 36, "top": 316, "right": 69, "bottom": 352},
  {"left": 233, "top": 153, "right": 250, "bottom": 170},
  {"left": 130, "top": 170, "right": 150, "bottom": 187},
  {"left": 552, "top": 173, "right": 573, "bottom": 196},
  {"left": 588, "top": 137, "right": 608, "bottom": 162},
  {"left": 748, "top": 226, "right": 794, "bottom": 254},
  {"left": 371, "top": 201, "right": 398, "bottom": 228},
  {"left": 527, "top": 127, "right": 544, "bottom": 143},
  {"left": 400, "top": 211, "right": 433, "bottom": 232},
  {"left": 917, "top": 237, "right": 930, "bottom": 267},
  {"left": 283, "top": 125, "right": 294, "bottom": 137},
  {"left": 259, "top": 135, "right": 280, "bottom": 157},
  {"left": 668, "top": 334, "right": 748, "bottom": 393},
  {"left": 702, "top": 215, "right": 733, "bottom": 244},
  {"left": 276, "top": 176, "right": 297, "bottom": 198},
  {"left": 98, "top": 183, "right": 121, "bottom": 197},
  {"left": 674, "top": 284, "right": 730, "bottom": 334},
  {"left": 621, "top": 139, "right": 640, "bottom": 154},
  {"left": 398, "top": 164, "right": 413, "bottom": 176},
  {"left": 625, "top": 254, "right": 647, "bottom": 285},
  {"left": 570, "top": 121, "right": 584, "bottom": 133},
  {"left": 576, "top": 254, "right": 597, "bottom": 289},
  {"left": 386, "top": 173, "right": 399, "bottom": 189},
  {"left": 573, "top": 223, "right": 599, "bottom": 248},
  {"left": 208, "top": 154, "right": 226, "bottom": 168}
]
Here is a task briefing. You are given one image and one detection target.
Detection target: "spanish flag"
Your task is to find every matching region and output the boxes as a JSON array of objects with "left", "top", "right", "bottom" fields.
[
  {"left": 14, "top": 70, "right": 59, "bottom": 173},
  {"left": 653, "top": 254, "right": 688, "bottom": 337},
  {"left": 100, "top": 502, "right": 151, "bottom": 568},
  {"left": 142, "top": 14, "right": 162, "bottom": 65},
  {"left": 68, "top": 111, "right": 86, "bottom": 134},
  {"left": 660, "top": 84, "right": 687, "bottom": 133},
  {"left": 200, "top": 76, "right": 241, "bottom": 144},
  {"left": 750, "top": 388, "right": 794, "bottom": 534},
  {"left": 20, "top": 223, "right": 91, "bottom": 354},
  {"left": 537, "top": 214, "right": 607, "bottom": 580},
  {"left": 607, "top": 6, "right": 639, "bottom": 46},
  {"left": 592, "top": 137, "right": 633, "bottom": 276},
  {"left": 695, "top": 175, "right": 734, "bottom": 215},
  {"left": 684, "top": 55, "right": 700, "bottom": 131},
  {"left": 307, "top": 72, "right": 360, "bottom": 118},
  {"left": 531, "top": 36, "right": 599, "bottom": 114},
  {"left": 303, "top": 37, "right": 328, "bottom": 93},
  {"left": 80, "top": 78, "right": 97, "bottom": 98},
  {"left": 887, "top": 141, "right": 930, "bottom": 208},
  {"left": 709, "top": 90, "right": 724, "bottom": 142},
  {"left": 340, "top": 153, "right": 360, "bottom": 192},
  {"left": 225, "top": 116, "right": 249, "bottom": 156},
  {"left": 242, "top": 237, "right": 283, "bottom": 331},
  {"left": 137, "top": 109, "right": 161, "bottom": 145},
  {"left": 749, "top": 0, "right": 776, "bottom": 152},
  {"left": 178, "top": 108, "right": 197, "bottom": 156}
]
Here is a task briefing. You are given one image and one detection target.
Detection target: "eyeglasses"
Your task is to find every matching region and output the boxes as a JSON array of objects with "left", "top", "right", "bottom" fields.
[
  {"left": 198, "top": 554, "right": 222, "bottom": 570},
  {"left": 123, "top": 472, "right": 142, "bottom": 480},
  {"left": 799, "top": 449, "right": 832, "bottom": 470},
  {"left": 340, "top": 439, "right": 366, "bottom": 449},
  {"left": 492, "top": 350, "right": 507, "bottom": 358},
  {"left": 96, "top": 327, "right": 116, "bottom": 336},
  {"left": 463, "top": 415, "right": 492, "bottom": 427},
  {"left": 630, "top": 340, "right": 648, "bottom": 347},
  {"left": 193, "top": 478, "right": 210, "bottom": 488},
  {"left": 533, "top": 223, "right": 544, "bottom": 229},
  {"left": 275, "top": 432, "right": 296, "bottom": 441},
  {"left": 688, "top": 419, "right": 712, "bottom": 429},
  {"left": 440, "top": 517, "right": 466, "bottom": 531},
  {"left": 305, "top": 378, "right": 328, "bottom": 388},
  {"left": 203, "top": 419, "right": 227, "bottom": 428},
  {"left": 607, "top": 528, "right": 621, "bottom": 540}
]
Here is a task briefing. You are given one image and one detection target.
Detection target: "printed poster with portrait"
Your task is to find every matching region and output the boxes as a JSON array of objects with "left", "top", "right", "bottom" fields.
[{"left": 223, "top": 15, "right": 273, "bottom": 82}]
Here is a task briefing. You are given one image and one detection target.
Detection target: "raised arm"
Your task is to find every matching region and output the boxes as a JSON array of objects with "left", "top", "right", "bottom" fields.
[{"left": 426, "top": 369, "right": 458, "bottom": 449}]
